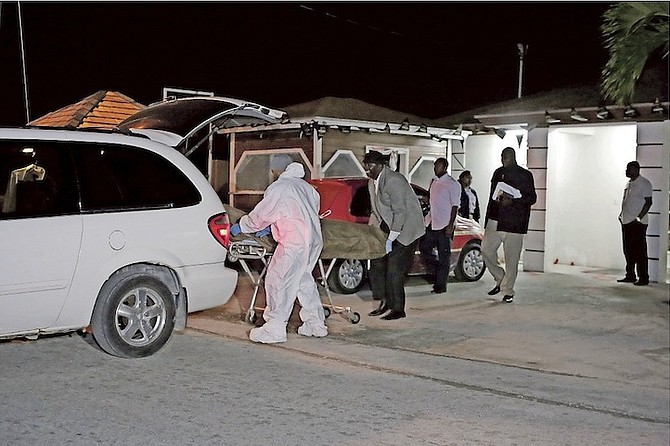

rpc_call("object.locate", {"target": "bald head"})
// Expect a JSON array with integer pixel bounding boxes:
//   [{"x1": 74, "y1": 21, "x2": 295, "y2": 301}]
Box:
[{"x1": 501, "y1": 147, "x2": 517, "y2": 167}]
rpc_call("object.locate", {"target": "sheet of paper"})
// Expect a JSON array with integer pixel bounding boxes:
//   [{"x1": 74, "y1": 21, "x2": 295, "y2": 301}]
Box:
[{"x1": 493, "y1": 181, "x2": 521, "y2": 199}]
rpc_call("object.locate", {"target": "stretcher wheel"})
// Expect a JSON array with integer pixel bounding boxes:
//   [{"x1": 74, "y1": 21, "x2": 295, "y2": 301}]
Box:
[
  {"x1": 350, "y1": 312, "x2": 361, "y2": 324},
  {"x1": 245, "y1": 311, "x2": 257, "y2": 325},
  {"x1": 323, "y1": 307, "x2": 331, "y2": 319}
]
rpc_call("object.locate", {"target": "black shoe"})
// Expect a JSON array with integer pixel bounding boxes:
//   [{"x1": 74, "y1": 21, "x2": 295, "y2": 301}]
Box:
[
  {"x1": 502, "y1": 295, "x2": 514, "y2": 303},
  {"x1": 488, "y1": 285, "x2": 501, "y2": 295},
  {"x1": 431, "y1": 288, "x2": 446, "y2": 294},
  {"x1": 634, "y1": 280, "x2": 649, "y2": 286},
  {"x1": 381, "y1": 310, "x2": 406, "y2": 320},
  {"x1": 617, "y1": 277, "x2": 636, "y2": 283},
  {"x1": 368, "y1": 305, "x2": 388, "y2": 316}
]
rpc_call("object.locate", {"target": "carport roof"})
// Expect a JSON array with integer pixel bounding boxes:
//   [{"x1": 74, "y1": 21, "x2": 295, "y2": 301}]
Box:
[
  {"x1": 432, "y1": 67, "x2": 668, "y2": 129},
  {"x1": 28, "y1": 90, "x2": 146, "y2": 129}
]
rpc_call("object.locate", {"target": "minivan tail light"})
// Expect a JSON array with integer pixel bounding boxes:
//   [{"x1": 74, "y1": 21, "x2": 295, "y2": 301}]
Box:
[{"x1": 208, "y1": 213, "x2": 231, "y2": 248}]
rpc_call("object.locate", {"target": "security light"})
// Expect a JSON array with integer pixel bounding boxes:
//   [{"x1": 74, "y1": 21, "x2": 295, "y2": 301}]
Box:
[
  {"x1": 570, "y1": 108, "x2": 588, "y2": 122},
  {"x1": 652, "y1": 98, "x2": 665, "y2": 114},
  {"x1": 545, "y1": 111, "x2": 560, "y2": 124},
  {"x1": 623, "y1": 106, "x2": 638, "y2": 119},
  {"x1": 596, "y1": 107, "x2": 612, "y2": 120}
]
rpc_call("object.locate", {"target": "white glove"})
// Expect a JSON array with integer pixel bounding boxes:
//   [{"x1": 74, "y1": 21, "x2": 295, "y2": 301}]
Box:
[{"x1": 385, "y1": 239, "x2": 393, "y2": 254}]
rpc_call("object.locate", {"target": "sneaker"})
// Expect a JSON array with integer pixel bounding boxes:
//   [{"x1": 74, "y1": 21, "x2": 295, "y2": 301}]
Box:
[
  {"x1": 249, "y1": 326, "x2": 287, "y2": 344},
  {"x1": 297, "y1": 324, "x2": 328, "y2": 338},
  {"x1": 502, "y1": 295, "x2": 514, "y2": 303}
]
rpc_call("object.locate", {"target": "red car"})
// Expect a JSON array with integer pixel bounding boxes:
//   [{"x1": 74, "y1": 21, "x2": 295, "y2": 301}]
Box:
[{"x1": 308, "y1": 177, "x2": 486, "y2": 294}]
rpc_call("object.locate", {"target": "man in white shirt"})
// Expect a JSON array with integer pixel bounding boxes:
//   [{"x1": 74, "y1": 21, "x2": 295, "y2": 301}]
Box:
[
  {"x1": 618, "y1": 161, "x2": 653, "y2": 286},
  {"x1": 420, "y1": 158, "x2": 461, "y2": 294}
]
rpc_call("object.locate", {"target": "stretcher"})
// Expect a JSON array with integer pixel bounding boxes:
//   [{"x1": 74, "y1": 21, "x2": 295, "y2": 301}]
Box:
[{"x1": 227, "y1": 238, "x2": 362, "y2": 325}]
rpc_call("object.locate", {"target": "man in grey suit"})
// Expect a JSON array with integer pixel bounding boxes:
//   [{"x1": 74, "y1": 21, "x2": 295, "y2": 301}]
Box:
[{"x1": 363, "y1": 151, "x2": 425, "y2": 320}]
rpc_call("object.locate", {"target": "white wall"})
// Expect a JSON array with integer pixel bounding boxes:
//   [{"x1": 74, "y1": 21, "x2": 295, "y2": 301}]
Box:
[
  {"x1": 464, "y1": 132, "x2": 528, "y2": 221},
  {"x1": 545, "y1": 124, "x2": 637, "y2": 270}
]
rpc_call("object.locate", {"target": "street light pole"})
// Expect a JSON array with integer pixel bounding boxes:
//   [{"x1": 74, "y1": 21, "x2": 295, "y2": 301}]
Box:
[
  {"x1": 517, "y1": 43, "x2": 528, "y2": 99},
  {"x1": 18, "y1": 1, "x2": 31, "y2": 123}
]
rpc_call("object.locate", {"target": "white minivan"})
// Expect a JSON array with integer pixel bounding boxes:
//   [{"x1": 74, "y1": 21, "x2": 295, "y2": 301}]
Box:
[{"x1": 0, "y1": 127, "x2": 237, "y2": 358}]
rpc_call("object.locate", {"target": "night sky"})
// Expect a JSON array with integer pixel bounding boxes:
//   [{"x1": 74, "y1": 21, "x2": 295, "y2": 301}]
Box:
[{"x1": 0, "y1": 2, "x2": 613, "y2": 126}]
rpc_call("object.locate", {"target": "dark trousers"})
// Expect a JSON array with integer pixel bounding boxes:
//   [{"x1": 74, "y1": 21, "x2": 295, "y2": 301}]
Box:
[
  {"x1": 621, "y1": 222, "x2": 649, "y2": 282},
  {"x1": 369, "y1": 239, "x2": 418, "y2": 311},
  {"x1": 420, "y1": 227, "x2": 451, "y2": 291}
]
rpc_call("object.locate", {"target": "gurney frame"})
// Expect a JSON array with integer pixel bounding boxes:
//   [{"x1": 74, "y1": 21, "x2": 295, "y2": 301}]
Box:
[{"x1": 227, "y1": 239, "x2": 361, "y2": 325}]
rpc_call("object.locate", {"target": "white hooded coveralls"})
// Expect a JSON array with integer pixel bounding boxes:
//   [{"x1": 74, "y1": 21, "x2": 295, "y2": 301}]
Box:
[{"x1": 238, "y1": 163, "x2": 326, "y2": 341}]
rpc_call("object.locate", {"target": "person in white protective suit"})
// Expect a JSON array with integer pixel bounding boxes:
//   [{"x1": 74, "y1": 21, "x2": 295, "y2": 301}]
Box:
[{"x1": 232, "y1": 154, "x2": 328, "y2": 343}]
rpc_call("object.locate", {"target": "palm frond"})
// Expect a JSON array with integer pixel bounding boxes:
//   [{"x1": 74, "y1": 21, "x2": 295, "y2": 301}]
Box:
[{"x1": 601, "y1": 2, "x2": 669, "y2": 104}]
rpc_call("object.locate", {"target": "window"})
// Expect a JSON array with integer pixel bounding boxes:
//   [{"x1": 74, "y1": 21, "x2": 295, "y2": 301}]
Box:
[
  {"x1": 365, "y1": 146, "x2": 409, "y2": 176},
  {"x1": 74, "y1": 143, "x2": 200, "y2": 212},
  {"x1": 235, "y1": 150, "x2": 307, "y2": 191},
  {"x1": 323, "y1": 150, "x2": 366, "y2": 177},
  {"x1": 0, "y1": 141, "x2": 78, "y2": 219},
  {"x1": 409, "y1": 156, "x2": 437, "y2": 190}
]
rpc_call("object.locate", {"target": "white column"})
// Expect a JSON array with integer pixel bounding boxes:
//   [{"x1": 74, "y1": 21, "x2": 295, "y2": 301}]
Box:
[
  {"x1": 524, "y1": 127, "x2": 548, "y2": 272},
  {"x1": 636, "y1": 121, "x2": 669, "y2": 283}
]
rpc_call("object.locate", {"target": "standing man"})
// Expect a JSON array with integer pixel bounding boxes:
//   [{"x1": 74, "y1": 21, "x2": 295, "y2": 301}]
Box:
[
  {"x1": 364, "y1": 151, "x2": 425, "y2": 320},
  {"x1": 230, "y1": 154, "x2": 328, "y2": 343},
  {"x1": 458, "y1": 170, "x2": 480, "y2": 222},
  {"x1": 481, "y1": 147, "x2": 537, "y2": 303},
  {"x1": 420, "y1": 158, "x2": 461, "y2": 294},
  {"x1": 617, "y1": 161, "x2": 653, "y2": 286}
]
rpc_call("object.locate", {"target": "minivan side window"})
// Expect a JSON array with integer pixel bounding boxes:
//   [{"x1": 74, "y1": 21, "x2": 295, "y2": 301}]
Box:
[
  {"x1": 74, "y1": 143, "x2": 201, "y2": 212},
  {"x1": 0, "y1": 141, "x2": 78, "y2": 219}
]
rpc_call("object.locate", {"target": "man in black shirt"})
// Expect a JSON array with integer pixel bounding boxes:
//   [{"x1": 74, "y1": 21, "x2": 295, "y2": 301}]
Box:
[{"x1": 482, "y1": 147, "x2": 537, "y2": 303}]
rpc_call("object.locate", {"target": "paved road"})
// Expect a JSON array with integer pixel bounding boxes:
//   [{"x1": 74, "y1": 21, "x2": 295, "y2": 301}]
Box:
[
  {"x1": 1, "y1": 330, "x2": 667, "y2": 446},
  {"x1": 1, "y1": 267, "x2": 668, "y2": 445}
]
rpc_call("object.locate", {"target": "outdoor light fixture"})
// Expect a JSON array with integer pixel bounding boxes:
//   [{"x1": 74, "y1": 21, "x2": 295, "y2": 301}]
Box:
[
  {"x1": 417, "y1": 124, "x2": 428, "y2": 133},
  {"x1": 339, "y1": 126, "x2": 351, "y2": 134},
  {"x1": 399, "y1": 118, "x2": 410, "y2": 131},
  {"x1": 623, "y1": 105, "x2": 638, "y2": 119},
  {"x1": 570, "y1": 108, "x2": 588, "y2": 122},
  {"x1": 382, "y1": 123, "x2": 391, "y2": 132},
  {"x1": 493, "y1": 128, "x2": 506, "y2": 139},
  {"x1": 652, "y1": 98, "x2": 665, "y2": 114},
  {"x1": 453, "y1": 124, "x2": 463, "y2": 136},
  {"x1": 596, "y1": 106, "x2": 612, "y2": 120},
  {"x1": 545, "y1": 111, "x2": 560, "y2": 124}
]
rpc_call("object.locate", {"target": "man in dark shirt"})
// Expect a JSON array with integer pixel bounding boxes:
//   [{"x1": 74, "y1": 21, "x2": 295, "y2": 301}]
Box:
[{"x1": 482, "y1": 147, "x2": 537, "y2": 303}]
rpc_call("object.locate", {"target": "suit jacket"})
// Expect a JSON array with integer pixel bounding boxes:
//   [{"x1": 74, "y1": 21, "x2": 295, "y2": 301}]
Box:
[{"x1": 369, "y1": 167, "x2": 425, "y2": 246}]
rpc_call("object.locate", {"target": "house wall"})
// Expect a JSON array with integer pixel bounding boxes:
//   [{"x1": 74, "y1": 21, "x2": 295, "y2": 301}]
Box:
[
  {"x1": 465, "y1": 121, "x2": 669, "y2": 283},
  {"x1": 321, "y1": 131, "x2": 447, "y2": 175},
  {"x1": 545, "y1": 124, "x2": 637, "y2": 272},
  {"x1": 462, "y1": 133, "x2": 537, "y2": 270},
  {"x1": 233, "y1": 130, "x2": 314, "y2": 164}
]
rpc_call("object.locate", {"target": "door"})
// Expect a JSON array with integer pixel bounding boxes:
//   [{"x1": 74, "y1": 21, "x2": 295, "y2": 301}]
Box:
[{"x1": 0, "y1": 140, "x2": 82, "y2": 334}]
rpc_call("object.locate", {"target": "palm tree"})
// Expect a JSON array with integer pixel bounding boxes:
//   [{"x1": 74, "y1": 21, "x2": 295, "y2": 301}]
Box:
[{"x1": 601, "y1": 2, "x2": 669, "y2": 105}]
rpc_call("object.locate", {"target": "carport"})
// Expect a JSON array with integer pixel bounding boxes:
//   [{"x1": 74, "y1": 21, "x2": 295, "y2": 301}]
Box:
[{"x1": 437, "y1": 86, "x2": 669, "y2": 283}]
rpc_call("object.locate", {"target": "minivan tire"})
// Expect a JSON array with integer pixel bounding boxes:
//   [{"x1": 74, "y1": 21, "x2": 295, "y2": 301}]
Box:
[{"x1": 92, "y1": 274, "x2": 176, "y2": 358}]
